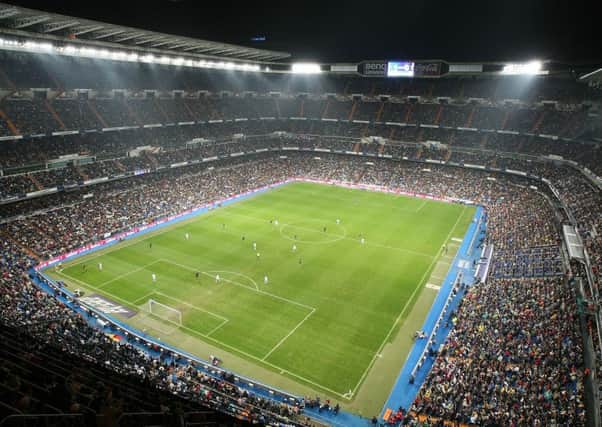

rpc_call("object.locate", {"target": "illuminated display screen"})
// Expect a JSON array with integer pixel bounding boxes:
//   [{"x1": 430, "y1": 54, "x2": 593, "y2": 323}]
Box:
[{"x1": 387, "y1": 61, "x2": 415, "y2": 77}]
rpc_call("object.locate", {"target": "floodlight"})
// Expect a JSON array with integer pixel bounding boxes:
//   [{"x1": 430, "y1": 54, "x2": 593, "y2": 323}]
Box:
[
  {"x1": 502, "y1": 61, "x2": 543, "y2": 75},
  {"x1": 0, "y1": 36, "x2": 263, "y2": 73},
  {"x1": 291, "y1": 63, "x2": 322, "y2": 74}
]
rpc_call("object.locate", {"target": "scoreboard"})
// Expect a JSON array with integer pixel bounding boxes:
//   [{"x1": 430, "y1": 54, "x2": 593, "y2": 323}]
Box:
[
  {"x1": 357, "y1": 60, "x2": 445, "y2": 78},
  {"x1": 387, "y1": 61, "x2": 414, "y2": 77}
]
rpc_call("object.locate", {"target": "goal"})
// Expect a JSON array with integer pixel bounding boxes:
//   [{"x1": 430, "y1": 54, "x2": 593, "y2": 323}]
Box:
[{"x1": 147, "y1": 299, "x2": 183, "y2": 326}]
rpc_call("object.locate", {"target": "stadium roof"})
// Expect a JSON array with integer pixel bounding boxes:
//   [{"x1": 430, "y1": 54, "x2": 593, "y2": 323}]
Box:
[
  {"x1": 0, "y1": 2, "x2": 291, "y2": 62},
  {"x1": 579, "y1": 68, "x2": 602, "y2": 84}
]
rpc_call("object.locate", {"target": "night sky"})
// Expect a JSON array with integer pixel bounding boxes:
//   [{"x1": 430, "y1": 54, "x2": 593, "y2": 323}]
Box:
[{"x1": 5, "y1": 0, "x2": 599, "y2": 63}]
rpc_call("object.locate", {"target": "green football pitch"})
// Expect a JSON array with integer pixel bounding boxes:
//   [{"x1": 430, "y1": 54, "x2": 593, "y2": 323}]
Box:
[{"x1": 48, "y1": 182, "x2": 474, "y2": 414}]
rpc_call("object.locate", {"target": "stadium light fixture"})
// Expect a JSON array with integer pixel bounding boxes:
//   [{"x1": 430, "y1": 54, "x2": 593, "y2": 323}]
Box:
[
  {"x1": 0, "y1": 37, "x2": 263, "y2": 73},
  {"x1": 502, "y1": 60, "x2": 543, "y2": 75},
  {"x1": 291, "y1": 62, "x2": 322, "y2": 74}
]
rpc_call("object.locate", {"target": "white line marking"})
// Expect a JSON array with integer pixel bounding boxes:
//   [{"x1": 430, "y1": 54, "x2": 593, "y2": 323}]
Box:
[
  {"x1": 153, "y1": 291, "x2": 229, "y2": 322},
  {"x1": 50, "y1": 189, "x2": 472, "y2": 400},
  {"x1": 415, "y1": 199, "x2": 427, "y2": 212},
  {"x1": 262, "y1": 308, "x2": 316, "y2": 361},
  {"x1": 137, "y1": 312, "x2": 179, "y2": 335},
  {"x1": 54, "y1": 270, "x2": 345, "y2": 397},
  {"x1": 425, "y1": 283, "x2": 441, "y2": 290},
  {"x1": 132, "y1": 290, "x2": 158, "y2": 305},
  {"x1": 350, "y1": 239, "x2": 433, "y2": 258},
  {"x1": 61, "y1": 209, "x2": 225, "y2": 270},
  {"x1": 279, "y1": 223, "x2": 348, "y2": 245},
  {"x1": 97, "y1": 260, "x2": 163, "y2": 289},
  {"x1": 206, "y1": 270, "x2": 259, "y2": 291},
  {"x1": 142, "y1": 291, "x2": 231, "y2": 337},
  {"x1": 57, "y1": 271, "x2": 137, "y2": 309},
  {"x1": 57, "y1": 204, "x2": 467, "y2": 401},
  {"x1": 287, "y1": 188, "x2": 435, "y2": 216},
  {"x1": 350, "y1": 246, "x2": 440, "y2": 397},
  {"x1": 206, "y1": 319, "x2": 230, "y2": 337},
  {"x1": 349, "y1": 205, "x2": 467, "y2": 397},
  {"x1": 223, "y1": 210, "x2": 434, "y2": 258},
  {"x1": 66, "y1": 232, "x2": 160, "y2": 269},
  {"x1": 161, "y1": 258, "x2": 316, "y2": 311}
]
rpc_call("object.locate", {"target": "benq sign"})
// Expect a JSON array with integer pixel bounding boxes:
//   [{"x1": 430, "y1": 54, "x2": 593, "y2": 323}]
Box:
[{"x1": 360, "y1": 61, "x2": 387, "y2": 76}]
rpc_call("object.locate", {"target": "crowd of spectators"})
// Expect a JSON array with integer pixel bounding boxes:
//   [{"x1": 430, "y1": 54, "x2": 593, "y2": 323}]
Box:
[
  {"x1": 491, "y1": 246, "x2": 564, "y2": 278},
  {"x1": 0, "y1": 99, "x2": 58, "y2": 135},
  {"x1": 544, "y1": 166, "x2": 602, "y2": 300},
  {"x1": 1, "y1": 49, "x2": 600, "y2": 425},
  {"x1": 0, "y1": 239, "x2": 307, "y2": 426},
  {"x1": 411, "y1": 276, "x2": 584, "y2": 425},
  {"x1": 0, "y1": 149, "x2": 597, "y2": 425},
  {"x1": 1, "y1": 120, "x2": 600, "y2": 187},
  {"x1": 0, "y1": 89, "x2": 596, "y2": 146},
  {"x1": 2, "y1": 124, "x2": 601, "y2": 202},
  {"x1": 0, "y1": 95, "x2": 592, "y2": 138},
  {"x1": 0, "y1": 160, "x2": 318, "y2": 425},
  {"x1": 51, "y1": 98, "x2": 104, "y2": 130}
]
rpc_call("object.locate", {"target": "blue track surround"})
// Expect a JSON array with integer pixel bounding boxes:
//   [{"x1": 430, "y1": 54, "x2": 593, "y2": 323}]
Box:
[
  {"x1": 33, "y1": 180, "x2": 486, "y2": 427},
  {"x1": 379, "y1": 206, "x2": 487, "y2": 422}
]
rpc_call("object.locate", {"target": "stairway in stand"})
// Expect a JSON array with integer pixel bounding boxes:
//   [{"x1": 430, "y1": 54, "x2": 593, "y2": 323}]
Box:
[
  {"x1": 86, "y1": 100, "x2": 108, "y2": 128},
  {"x1": 123, "y1": 100, "x2": 142, "y2": 125},
  {"x1": 0, "y1": 107, "x2": 19, "y2": 135},
  {"x1": 348, "y1": 99, "x2": 358, "y2": 121},
  {"x1": 530, "y1": 111, "x2": 546, "y2": 133},
  {"x1": 465, "y1": 106, "x2": 475, "y2": 128},
  {"x1": 322, "y1": 99, "x2": 331, "y2": 119},
  {"x1": 501, "y1": 109, "x2": 511, "y2": 130},
  {"x1": 28, "y1": 173, "x2": 44, "y2": 190},
  {"x1": 415, "y1": 145, "x2": 423, "y2": 160},
  {"x1": 153, "y1": 98, "x2": 171, "y2": 123},
  {"x1": 76, "y1": 166, "x2": 89, "y2": 181},
  {"x1": 434, "y1": 104, "x2": 443, "y2": 125},
  {"x1": 45, "y1": 100, "x2": 66, "y2": 130},
  {"x1": 114, "y1": 159, "x2": 127, "y2": 172}
]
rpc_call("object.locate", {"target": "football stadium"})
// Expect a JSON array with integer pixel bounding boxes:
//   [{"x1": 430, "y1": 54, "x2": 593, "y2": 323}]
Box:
[{"x1": 0, "y1": 2, "x2": 600, "y2": 426}]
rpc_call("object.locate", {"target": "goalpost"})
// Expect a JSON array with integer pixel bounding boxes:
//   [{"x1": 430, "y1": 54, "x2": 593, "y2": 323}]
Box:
[{"x1": 147, "y1": 299, "x2": 183, "y2": 327}]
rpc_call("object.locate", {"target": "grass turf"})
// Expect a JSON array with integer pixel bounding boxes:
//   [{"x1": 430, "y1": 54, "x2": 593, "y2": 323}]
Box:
[{"x1": 48, "y1": 182, "x2": 474, "y2": 405}]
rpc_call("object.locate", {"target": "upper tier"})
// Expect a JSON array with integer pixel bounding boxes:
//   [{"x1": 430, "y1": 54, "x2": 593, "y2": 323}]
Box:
[{"x1": 0, "y1": 50, "x2": 600, "y2": 102}]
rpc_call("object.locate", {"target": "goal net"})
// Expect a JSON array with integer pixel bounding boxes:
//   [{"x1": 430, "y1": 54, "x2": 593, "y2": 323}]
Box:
[{"x1": 147, "y1": 299, "x2": 183, "y2": 327}]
